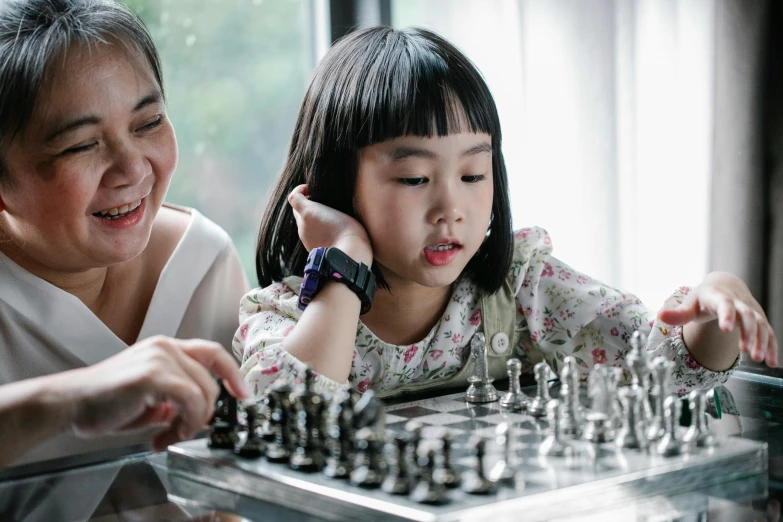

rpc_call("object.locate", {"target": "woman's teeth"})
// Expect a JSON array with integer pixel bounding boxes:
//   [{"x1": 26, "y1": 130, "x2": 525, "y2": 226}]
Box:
[
  {"x1": 427, "y1": 244, "x2": 456, "y2": 252},
  {"x1": 95, "y1": 200, "x2": 142, "y2": 218}
]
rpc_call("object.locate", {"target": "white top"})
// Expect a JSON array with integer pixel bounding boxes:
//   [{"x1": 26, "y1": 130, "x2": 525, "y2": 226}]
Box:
[{"x1": 0, "y1": 205, "x2": 249, "y2": 465}]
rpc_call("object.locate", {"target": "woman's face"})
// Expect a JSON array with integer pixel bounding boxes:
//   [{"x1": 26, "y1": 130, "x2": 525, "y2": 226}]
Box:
[{"x1": 0, "y1": 41, "x2": 177, "y2": 272}]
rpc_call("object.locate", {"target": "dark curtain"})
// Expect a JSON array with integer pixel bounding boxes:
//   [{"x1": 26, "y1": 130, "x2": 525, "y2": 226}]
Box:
[{"x1": 711, "y1": 0, "x2": 783, "y2": 375}]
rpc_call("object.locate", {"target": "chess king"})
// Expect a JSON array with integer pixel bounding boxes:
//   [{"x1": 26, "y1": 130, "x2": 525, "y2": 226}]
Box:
[{"x1": 236, "y1": 26, "x2": 777, "y2": 400}]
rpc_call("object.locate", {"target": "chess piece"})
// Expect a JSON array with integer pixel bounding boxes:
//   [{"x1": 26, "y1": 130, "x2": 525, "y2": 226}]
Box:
[
  {"x1": 265, "y1": 382, "x2": 294, "y2": 462},
  {"x1": 684, "y1": 390, "x2": 719, "y2": 448},
  {"x1": 235, "y1": 404, "x2": 264, "y2": 459},
  {"x1": 539, "y1": 399, "x2": 572, "y2": 457},
  {"x1": 461, "y1": 437, "x2": 495, "y2": 495},
  {"x1": 583, "y1": 365, "x2": 618, "y2": 442},
  {"x1": 410, "y1": 448, "x2": 448, "y2": 505},
  {"x1": 289, "y1": 368, "x2": 326, "y2": 471},
  {"x1": 582, "y1": 412, "x2": 615, "y2": 444},
  {"x1": 208, "y1": 381, "x2": 239, "y2": 450},
  {"x1": 259, "y1": 388, "x2": 276, "y2": 444},
  {"x1": 558, "y1": 356, "x2": 583, "y2": 437},
  {"x1": 626, "y1": 330, "x2": 653, "y2": 424},
  {"x1": 406, "y1": 420, "x2": 423, "y2": 483},
  {"x1": 653, "y1": 395, "x2": 686, "y2": 457},
  {"x1": 433, "y1": 431, "x2": 460, "y2": 488},
  {"x1": 466, "y1": 333, "x2": 499, "y2": 403},
  {"x1": 527, "y1": 362, "x2": 552, "y2": 417},
  {"x1": 500, "y1": 358, "x2": 529, "y2": 411},
  {"x1": 489, "y1": 422, "x2": 515, "y2": 484},
  {"x1": 350, "y1": 428, "x2": 386, "y2": 488},
  {"x1": 324, "y1": 390, "x2": 355, "y2": 479},
  {"x1": 615, "y1": 386, "x2": 648, "y2": 450},
  {"x1": 382, "y1": 434, "x2": 411, "y2": 494},
  {"x1": 647, "y1": 357, "x2": 674, "y2": 442}
]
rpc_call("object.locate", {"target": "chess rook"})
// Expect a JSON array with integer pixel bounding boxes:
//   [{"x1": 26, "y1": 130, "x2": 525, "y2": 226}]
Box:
[
  {"x1": 527, "y1": 362, "x2": 552, "y2": 417},
  {"x1": 653, "y1": 395, "x2": 686, "y2": 457},
  {"x1": 647, "y1": 357, "x2": 674, "y2": 442},
  {"x1": 684, "y1": 390, "x2": 719, "y2": 448},
  {"x1": 615, "y1": 386, "x2": 648, "y2": 450},
  {"x1": 466, "y1": 333, "x2": 499, "y2": 403}
]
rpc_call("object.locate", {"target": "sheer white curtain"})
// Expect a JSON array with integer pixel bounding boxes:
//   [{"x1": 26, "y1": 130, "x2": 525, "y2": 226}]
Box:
[{"x1": 393, "y1": 0, "x2": 715, "y2": 309}]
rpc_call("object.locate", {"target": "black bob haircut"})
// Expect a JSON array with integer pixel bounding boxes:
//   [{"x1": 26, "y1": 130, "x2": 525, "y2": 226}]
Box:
[
  {"x1": 256, "y1": 26, "x2": 514, "y2": 296},
  {"x1": 0, "y1": 0, "x2": 163, "y2": 180}
]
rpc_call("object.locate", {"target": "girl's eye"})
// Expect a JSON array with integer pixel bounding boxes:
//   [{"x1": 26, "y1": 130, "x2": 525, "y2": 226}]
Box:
[
  {"x1": 138, "y1": 116, "x2": 163, "y2": 132},
  {"x1": 462, "y1": 174, "x2": 487, "y2": 183},
  {"x1": 399, "y1": 177, "x2": 427, "y2": 186},
  {"x1": 62, "y1": 142, "x2": 97, "y2": 155}
]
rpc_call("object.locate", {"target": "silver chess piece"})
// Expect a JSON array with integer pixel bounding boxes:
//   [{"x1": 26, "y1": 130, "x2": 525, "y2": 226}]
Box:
[
  {"x1": 528, "y1": 362, "x2": 552, "y2": 417},
  {"x1": 588, "y1": 364, "x2": 622, "y2": 429},
  {"x1": 461, "y1": 437, "x2": 495, "y2": 495},
  {"x1": 501, "y1": 358, "x2": 529, "y2": 411},
  {"x1": 615, "y1": 386, "x2": 648, "y2": 450},
  {"x1": 466, "y1": 333, "x2": 499, "y2": 403},
  {"x1": 558, "y1": 356, "x2": 583, "y2": 437},
  {"x1": 539, "y1": 399, "x2": 572, "y2": 458},
  {"x1": 647, "y1": 356, "x2": 674, "y2": 442},
  {"x1": 489, "y1": 422, "x2": 516, "y2": 484},
  {"x1": 583, "y1": 368, "x2": 616, "y2": 443},
  {"x1": 653, "y1": 395, "x2": 686, "y2": 457},
  {"x1": 684, "y1": 390, "x2": 719, "y2": 448},
  {"x1": 626, "y1": 330, "x2": 653, "y2": 425}
]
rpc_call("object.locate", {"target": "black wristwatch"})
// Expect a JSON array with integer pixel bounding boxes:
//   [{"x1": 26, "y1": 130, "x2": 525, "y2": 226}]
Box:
[{"x1": 298, "y1": 247, "x2": 377, "y2": 314}]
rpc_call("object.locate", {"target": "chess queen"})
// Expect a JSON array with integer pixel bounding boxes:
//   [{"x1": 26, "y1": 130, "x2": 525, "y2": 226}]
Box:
[
  {"x1": 0, "y1": 0, "x2": 248, "y2": 464},
  {"x1": 236, "y1": 27, "x2": 778, "y2": 400}
]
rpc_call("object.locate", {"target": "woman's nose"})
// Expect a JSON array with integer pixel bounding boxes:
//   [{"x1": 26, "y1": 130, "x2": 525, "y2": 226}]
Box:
[{"x1": 102, "y1": 141, "x2": 149, "y2": 188}]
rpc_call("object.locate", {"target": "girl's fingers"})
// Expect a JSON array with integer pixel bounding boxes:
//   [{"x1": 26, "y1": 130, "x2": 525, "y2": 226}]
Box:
[
  {"x1": 717, "y1": 297, "x2": 736, "y2": 332},
  {"x1": 755, "y1": 312, "x2": 770, "y2": 363},
  {"x1": 735, "y1": 301, "x2": 758, "y2": 359},
  {"x1": 658, "y1": 296, "x2": 699, "y2": 325},
  {"x1": 768, "y1": 331, "x2": 779, "y2": 368}
]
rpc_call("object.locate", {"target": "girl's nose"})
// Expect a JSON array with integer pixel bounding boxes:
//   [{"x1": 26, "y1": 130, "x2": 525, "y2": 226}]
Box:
[{"x1": 427, "y1": 185, "x2": 465, "y2": 224}]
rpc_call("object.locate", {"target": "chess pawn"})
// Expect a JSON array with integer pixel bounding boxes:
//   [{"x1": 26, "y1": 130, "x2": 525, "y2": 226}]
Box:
[
  {"x1": 501, "y1": 358, "x2": 529, "y2": 411},
  {"x1": 382, "y1": 434, "x2": 411, "y2": 495},
  {"x1": 558, "y1": 356, "x2": 583, "y2": 437},
  {"x1": 626, "y1": 330, "x2": 653, "y2": 424},
  {"x1": 646, "y1": 357, "x2": 674, "y2": 442},
  {"x1": 615, "y1": 386, "x2": 648, "y2": 450},
  {"x1": 350, "y1": 428, "x2": 386, "y2": 488},
  {"x1": 539, "y1": 399, "x2": 572, "y2": 457},
  {"x1": 653, "y1": 395, "x2": 686, "y2": 457},
  {"x1": 410, "y1": 448, "x2": 449, "y2": 505},
  {"x1": 432, "y1": 431, "x2": 460, "y2": 488},
  {"x1": 489, "y1": 422, "x2": 516, "y2": 484},
  {"x1": 684, "y1": 390, "x2": 719, "y2": 449},
  {"x1": 324, "y1": 391, "x2": 355, "y2": 479},
  {"x1": 405, "y1": 420, "x2": 423, "y2": 483},
  {"x1": 289, "y1": 368, "x2": 326, "y2": 471},
  {"x1": 466, "y1": 333, "x2": 499, "y2": 403},
  {"x1": 527, "y1": 362, "x2": 552, "y2": 418},
  {"x1": 235, "y1": 404, "x2": 264, "y2": 459},
  {"x1": 461, "y1": 437, "x2": 495, "y2": 495},
  {"x1": 208, "y1": 381, "x2": 240, "y2": 450},
  {"x1": 259, "y1": 388, "x2": 276, "y2": 444},
  {"x1": 265, "y1": 383, "x2": 294, "y2": 462}
]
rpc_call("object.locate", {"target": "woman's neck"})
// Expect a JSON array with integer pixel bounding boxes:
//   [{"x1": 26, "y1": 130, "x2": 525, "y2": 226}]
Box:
[{"x1": 361, "y1": 278, "x2": 452, "y2": 346}]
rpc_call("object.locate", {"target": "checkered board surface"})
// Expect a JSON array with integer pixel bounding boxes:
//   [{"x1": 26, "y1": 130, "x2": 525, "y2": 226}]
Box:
[{"x1": 166, "y1": 391, "x2": 768, "y2": 522}]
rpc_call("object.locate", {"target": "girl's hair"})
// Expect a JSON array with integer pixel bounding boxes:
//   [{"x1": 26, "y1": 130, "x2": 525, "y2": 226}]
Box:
[
  {"x1": 0, "y1": 0, "x2": 163, "y2": 180},
  {"x1": 256, "y1": 26, "x2": 513, "y2": 295}
]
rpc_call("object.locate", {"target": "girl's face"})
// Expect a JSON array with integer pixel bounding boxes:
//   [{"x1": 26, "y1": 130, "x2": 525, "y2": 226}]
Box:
[
  {"x1": 355, "y1": 132, "x2": 494, "y2": 290},
  {"x1": 0, "y1": 41, "x2": 177, "y2": 271}
]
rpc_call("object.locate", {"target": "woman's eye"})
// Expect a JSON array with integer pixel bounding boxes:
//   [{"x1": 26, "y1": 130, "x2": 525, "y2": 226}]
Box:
[
  {"x1": 62, "y1": 142, "x2": 97, "y2": 155},
  {"x1": 399, "y1": 177, "x2": 427, "y2": 186},
  {"x1": 462, "y1": 174, "x2": 487, "y2": 183},
  {"x1": 138, "y1": 116, "x2": 163, "y2": 132}
]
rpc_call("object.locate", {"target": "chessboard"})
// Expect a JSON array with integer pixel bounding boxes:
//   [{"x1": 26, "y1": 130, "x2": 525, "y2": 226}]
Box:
[{"x1": 165, "y1": 390, "x2": 768, "y2": 522}]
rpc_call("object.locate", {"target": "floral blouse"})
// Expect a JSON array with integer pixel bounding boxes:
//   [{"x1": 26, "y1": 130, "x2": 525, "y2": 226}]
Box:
[{"x1": 233, "y1": 227, "x2": 738, "y2": 401}]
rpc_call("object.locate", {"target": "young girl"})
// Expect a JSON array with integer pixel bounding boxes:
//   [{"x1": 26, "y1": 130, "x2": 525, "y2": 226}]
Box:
[{"x1": 234, "y1": 27, "x2": 777, "y2": 400}]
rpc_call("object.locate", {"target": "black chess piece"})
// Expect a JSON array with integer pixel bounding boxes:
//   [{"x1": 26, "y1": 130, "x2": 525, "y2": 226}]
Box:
[
  {"x1": 324, "y1": 391, "x2": 355, "y2": 479},
  {"x1": 405, "y1": 420, "x2": 423, "y2": 484},
  {"x1": 433, "y1": 431, "x2": 460, "y2": 489},
  {"x1": 382, "y1": 434, "x2": 411, "y2": 495},
  {"x1": 235, "y1": 404, "x2": 264, "y2": 459},
  {"x1": 410, "y1": 448, "x2": 449, "y2": 504},
  {"x1": 289, "y1": 368, "x2": 326, "y2": 472},
  {"x1": 260, "y1": 387, "x2": 276, "y2": 444},
  {"x1": 265, "y1": 382, "x2": 294, "y2": 462},
  {"x1": 461, "y1": 437, "x2": 495, "y2": 495},
  {"x1": 208, "y1": 381, "x2": 239, "y2": 450},
  {"x1": 349, "y1": 428, "x2": 386, "y2": 488}
]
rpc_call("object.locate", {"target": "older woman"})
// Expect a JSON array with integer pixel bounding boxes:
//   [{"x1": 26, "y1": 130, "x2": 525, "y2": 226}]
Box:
[{"x1": 0, "y1": 0, "x2": 249, "y2": 464}]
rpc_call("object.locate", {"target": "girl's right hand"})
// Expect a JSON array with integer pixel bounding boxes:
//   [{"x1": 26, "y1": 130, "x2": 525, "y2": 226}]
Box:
[{"x1": 287, "y1": 184, "x2": 373, "y2": 264}]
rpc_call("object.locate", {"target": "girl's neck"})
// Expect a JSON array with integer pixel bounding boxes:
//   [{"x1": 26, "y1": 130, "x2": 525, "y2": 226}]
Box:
[{"x1": 361, "y1": 278, "x2": 452, "y2": 346}]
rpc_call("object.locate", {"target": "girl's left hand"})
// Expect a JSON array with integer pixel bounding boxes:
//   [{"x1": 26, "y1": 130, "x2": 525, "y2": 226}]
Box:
[{"x1": 657, "y1": 271, "x2": 778, "y2": 367}]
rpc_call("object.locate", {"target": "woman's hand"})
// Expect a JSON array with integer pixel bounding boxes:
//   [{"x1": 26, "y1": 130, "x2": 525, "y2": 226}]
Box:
[
  {"x1": 287, "y1": 184, "x2": 373, "y2": 264},
  {"x1": 61, "y1": 336, "x2": 249, "y2": 451},
  {"x1": 657, "y1": 272, "x2": 778, "y2": 367}
]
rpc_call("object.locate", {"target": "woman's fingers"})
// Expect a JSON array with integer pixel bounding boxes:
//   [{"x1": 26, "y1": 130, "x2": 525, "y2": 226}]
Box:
[{"x1": 179, "y1": 339, "x2": 249, "y2": 400}]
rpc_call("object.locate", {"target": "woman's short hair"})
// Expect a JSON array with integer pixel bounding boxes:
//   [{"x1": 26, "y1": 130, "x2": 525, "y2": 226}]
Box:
[
  {"x1": 0, "y1": 0, "x2": 163, "y2": 178},
  {"x1": 256, "y1": 26, "x2": 514, "y2": 295}
]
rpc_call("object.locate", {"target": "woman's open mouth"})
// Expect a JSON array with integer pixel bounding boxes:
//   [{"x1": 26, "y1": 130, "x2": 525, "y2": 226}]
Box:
[{"x1": 92, "y1": 198, "x2": 146, "y2": 229}]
